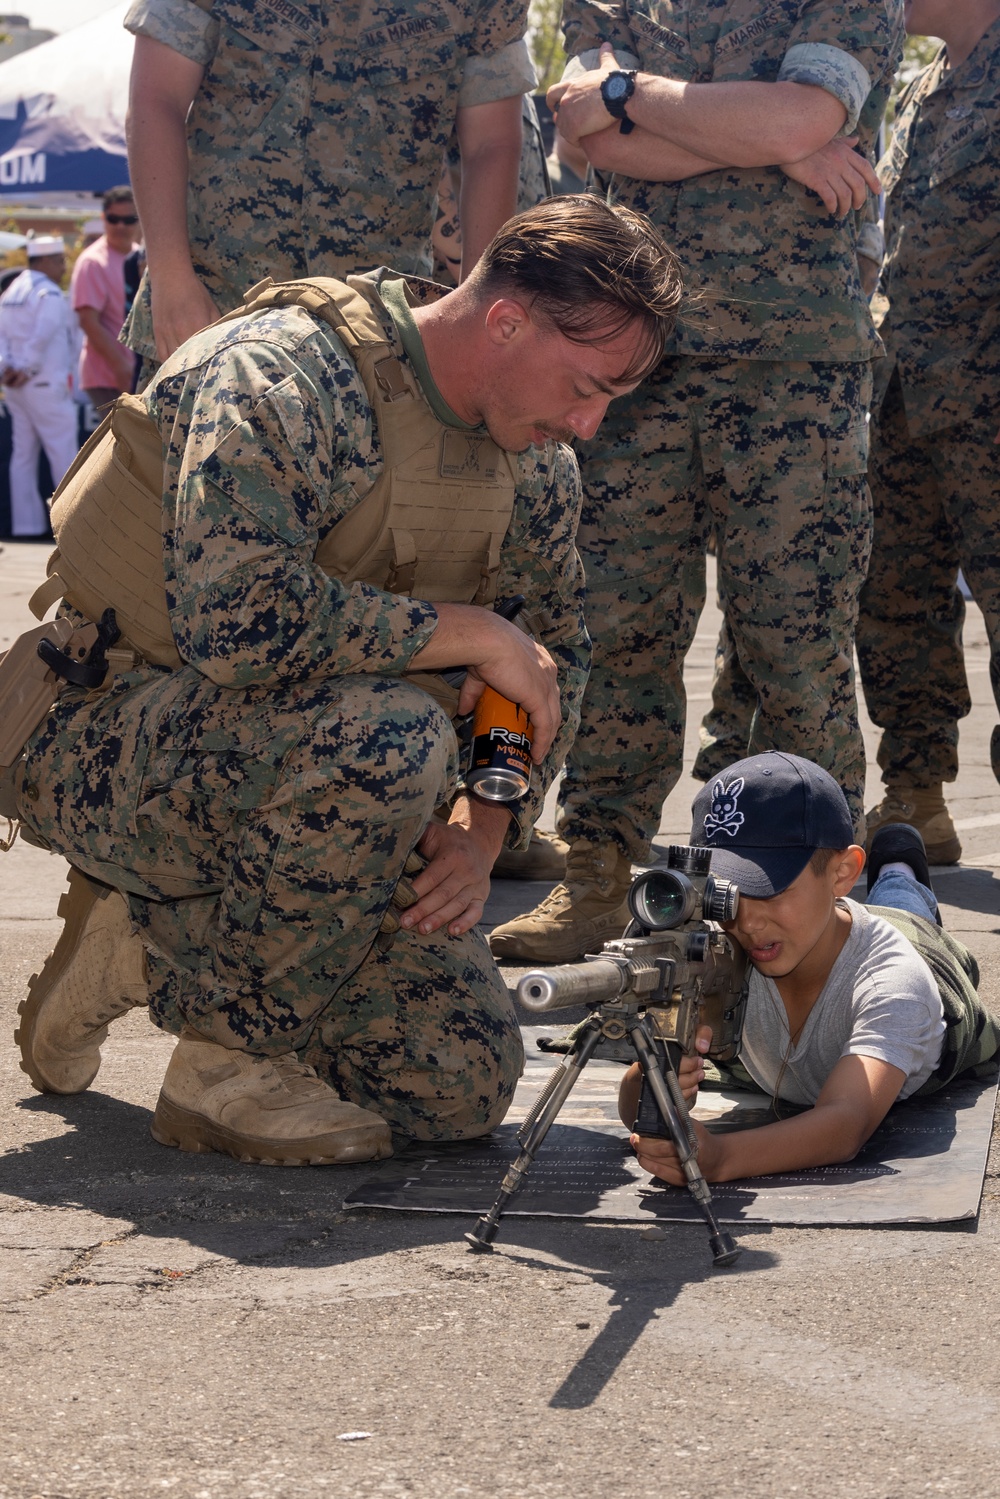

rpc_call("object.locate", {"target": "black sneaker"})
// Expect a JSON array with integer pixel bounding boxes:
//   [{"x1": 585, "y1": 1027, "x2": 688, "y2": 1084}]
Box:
[{"x1": 866, "y1": 823, "x2": 936, "y2": 910}]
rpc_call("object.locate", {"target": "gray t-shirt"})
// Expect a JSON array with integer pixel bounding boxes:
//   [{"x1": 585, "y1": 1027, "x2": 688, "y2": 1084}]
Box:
[{"x1": 739, "y1": 899, "x2": 946, "y2": 1105}]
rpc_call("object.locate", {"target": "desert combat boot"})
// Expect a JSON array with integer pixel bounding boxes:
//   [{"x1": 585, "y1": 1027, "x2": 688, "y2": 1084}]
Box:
[
  {"x1": 151, "y1": 1029, "x2": 394, "y2": 1166},
  {"x1": 15, "y1": 866, "x2": 149, "y2": 1094},
  {"x1": 488, "y1": 838, "x2": 632, "y2": 963},
  {"x1": 865, "y1": 783, "x2": 961, "y2": 866}
]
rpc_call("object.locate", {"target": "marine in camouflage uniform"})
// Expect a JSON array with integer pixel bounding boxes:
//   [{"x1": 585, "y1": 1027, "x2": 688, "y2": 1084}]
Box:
[
  {"x1": 123, "y1": 0, "x2": 535, "y2": 364},
  {"x1": 490, "y1": 0, "x2": 902, "y2": 963},
  {"x1": 856, "y1": 10, "x2": 1000, "y2": 865},
  {"x1": 14, "y1": 267, "x2": 590, "y2": 1147}
]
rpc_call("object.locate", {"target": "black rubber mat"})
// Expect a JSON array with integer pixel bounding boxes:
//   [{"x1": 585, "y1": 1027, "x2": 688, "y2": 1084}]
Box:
[{"x1": 344, "y1": 1055, "x2": 998, "y2": 1228}]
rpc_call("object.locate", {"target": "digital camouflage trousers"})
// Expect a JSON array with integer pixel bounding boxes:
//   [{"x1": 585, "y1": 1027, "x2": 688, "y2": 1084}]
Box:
[
  {"x1": 17, "y1": 667, "x2": 523, "y2": 1139},
  {"x1": 556, "y1": 357, "x2": 874, "y2": 858},
  {"x1": 856, "y1": 369, "x2": 1000, "y2": 788}
]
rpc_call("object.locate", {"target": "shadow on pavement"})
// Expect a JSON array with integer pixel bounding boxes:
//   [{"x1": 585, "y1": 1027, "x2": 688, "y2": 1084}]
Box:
[
  {"x1": 487, "y1": 1232, "x2": 777, "y2": 1408},
  {"x1": 4, "y1": 1089, "x2": 778, "y2": 1291}
]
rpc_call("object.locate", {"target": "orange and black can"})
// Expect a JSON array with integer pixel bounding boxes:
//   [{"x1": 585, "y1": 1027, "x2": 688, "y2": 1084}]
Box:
[{"x1": 468, "y1": 686, "x2": 533, "y2": 802}]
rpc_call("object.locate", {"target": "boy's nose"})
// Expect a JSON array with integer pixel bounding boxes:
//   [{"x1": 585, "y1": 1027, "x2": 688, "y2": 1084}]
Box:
[{"x1": 735, "y1": 904, "x2": 767, "y2": 938}]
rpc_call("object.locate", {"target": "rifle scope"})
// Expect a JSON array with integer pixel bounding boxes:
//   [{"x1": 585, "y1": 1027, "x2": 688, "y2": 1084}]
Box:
[{"x1": 627, "y1": 867, "x2": 740, "y2": 931}]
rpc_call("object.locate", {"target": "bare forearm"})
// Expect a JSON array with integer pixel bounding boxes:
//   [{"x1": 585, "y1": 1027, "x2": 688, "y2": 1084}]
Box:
[
  {"x1": 127, "y1": 96, "x2": 195, "y2": 283},
  {"x1": 556, "y1": 66, "x2": 848, "y2": 167},
  {"x1": 459, "y1": 146, "x2": 520, "y2": 275},
  {"x1": 629, "y1": 78, "x2": 847, "y2": 164},
  {"x1": 706, "y1": 1103, "x2": 870, "y2": 1182},
  {"x1": 457, "y1": 100, "x2": 522, "y2": 279},
  {"x1": 451, "y1": 792, "x2": 513, "y2": 861},
  {"x1": 585, "y1": 122, "x2": 722, "y2": 181}
]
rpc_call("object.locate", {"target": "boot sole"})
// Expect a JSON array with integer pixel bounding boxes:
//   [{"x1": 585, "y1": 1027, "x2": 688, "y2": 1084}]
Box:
[
  {"x1": 150, "y1": 1093, "x2": 394, "y2": 1166},
  {"x1": 15, "y1": 868, "x2": 109, "y2": 1095}
]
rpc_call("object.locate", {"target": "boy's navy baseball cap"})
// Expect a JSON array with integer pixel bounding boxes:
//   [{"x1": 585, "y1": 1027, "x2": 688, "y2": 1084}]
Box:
[{"x1": 690, "y1": 752, "x2": 855, "y2": 898}]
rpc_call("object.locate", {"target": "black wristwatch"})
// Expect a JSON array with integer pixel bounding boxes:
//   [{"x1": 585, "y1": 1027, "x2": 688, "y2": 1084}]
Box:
[{"x1": 600, "y1": 69, "x2": 637, "y2": 134}]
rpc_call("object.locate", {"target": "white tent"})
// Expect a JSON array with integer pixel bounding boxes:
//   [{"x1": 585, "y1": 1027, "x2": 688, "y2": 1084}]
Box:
[{"x1": 0, "y1": 4, "x2": 131, "y2": 196}]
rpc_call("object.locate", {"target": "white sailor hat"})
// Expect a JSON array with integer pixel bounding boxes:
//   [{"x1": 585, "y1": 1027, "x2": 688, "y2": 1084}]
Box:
[{"x1": 27, "y1": 235, "x2": 65, "y2": 258}]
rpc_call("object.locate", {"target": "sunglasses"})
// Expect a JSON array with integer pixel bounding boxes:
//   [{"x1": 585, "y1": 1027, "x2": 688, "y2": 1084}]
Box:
[{"x1": 105, "y1": 213, "x2": 138, "y2": 225}]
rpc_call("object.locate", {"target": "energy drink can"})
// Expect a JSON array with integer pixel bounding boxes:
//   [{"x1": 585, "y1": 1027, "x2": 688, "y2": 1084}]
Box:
[{"x1": 467, "y1": 686, "x2": 533, "y2": 802}]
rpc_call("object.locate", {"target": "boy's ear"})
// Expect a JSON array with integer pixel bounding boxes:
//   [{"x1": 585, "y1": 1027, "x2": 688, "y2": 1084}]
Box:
[{"x1": 830, "y1": 845, "x2": 866, "y2": 894}]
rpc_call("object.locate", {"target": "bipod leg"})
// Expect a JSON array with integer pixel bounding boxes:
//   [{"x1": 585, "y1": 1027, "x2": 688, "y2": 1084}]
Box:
[
  {"x1": 465, "y1": 1018, "x2": 605, "y2": 1252},
  {"x1": 629, "y1": 1023, "x2": 740, "y2": 1268}
]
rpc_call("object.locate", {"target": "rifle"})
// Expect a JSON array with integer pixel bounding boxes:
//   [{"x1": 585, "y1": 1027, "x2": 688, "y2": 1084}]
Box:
[{"x1": 465, "y1": 843, "x2": 749, "y2": 1266}]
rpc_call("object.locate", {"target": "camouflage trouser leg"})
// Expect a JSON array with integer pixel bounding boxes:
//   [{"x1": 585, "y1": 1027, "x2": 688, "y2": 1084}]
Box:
[
  {"x1": 557, "y1": 358, "x2": 872, "y2": 858},
  {"x1": 692, "y1": 611, "x2": 758, "y2": 782},
  {"x1": 18, "y1": 668, "x2": 522, "y2": 1139},
  {"x1": 556, "y1": 358, "x2": 709, "y2": 862},
  {"x1": 856, "y1": 370, "x2": 1000, "y2": 787}
]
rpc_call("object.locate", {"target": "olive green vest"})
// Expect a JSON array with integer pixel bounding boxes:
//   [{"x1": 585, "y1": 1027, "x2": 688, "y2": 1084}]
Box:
[{"x1": 30, "y1": 276, "x2": 518, "y2": 699}]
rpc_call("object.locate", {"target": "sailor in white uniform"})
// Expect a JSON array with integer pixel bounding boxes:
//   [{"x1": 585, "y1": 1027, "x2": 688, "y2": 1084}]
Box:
[{"x1": 0, "y1": 236, "x2": 78, "y2": 537}]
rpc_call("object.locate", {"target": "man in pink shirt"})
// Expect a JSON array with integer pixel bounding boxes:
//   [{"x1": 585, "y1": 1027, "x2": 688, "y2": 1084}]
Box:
[{"x1": 70, "y1": 186, "x2": 139, "y2": 413}]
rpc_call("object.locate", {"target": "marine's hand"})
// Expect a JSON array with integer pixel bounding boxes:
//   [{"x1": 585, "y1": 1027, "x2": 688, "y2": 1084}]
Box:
[
  {"x1": 631, "y1": 1114, "x2": 724, "y2": 1186},
  {"x1": 411, "y1": 602, "x2": 561, "y2": 762},
  {"x1": 150, "y1": 268, "x2": 220, "y2": 362},
  {"x1": 780, "y1": 137, "x2": 879, "y2": 217},
  {"x1": 402, "y1": 796, "x2": 512, "y2": 937},
  {"x1": 2, "y1": 367, "x2": 29, "y2": 388},
  {"x1": 547, "y1": 43, "x2": 623, "y2": 146}
]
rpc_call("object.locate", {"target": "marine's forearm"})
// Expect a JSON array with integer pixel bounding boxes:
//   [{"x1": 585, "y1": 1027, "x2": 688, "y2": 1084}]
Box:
[{"x1": 126, "y1": 36, "x2": 203, "y2": 284}]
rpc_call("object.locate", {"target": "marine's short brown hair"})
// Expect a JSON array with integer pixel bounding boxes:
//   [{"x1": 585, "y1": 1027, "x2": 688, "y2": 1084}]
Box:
[{"x1": 469, "y1": 195, "x2": 683, "y2": 385}]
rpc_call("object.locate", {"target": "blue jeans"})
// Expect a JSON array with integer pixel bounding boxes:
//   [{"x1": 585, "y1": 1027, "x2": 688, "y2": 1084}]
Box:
[{"x1": 868, "y1": 868, "x2": 939, "y2": 922}]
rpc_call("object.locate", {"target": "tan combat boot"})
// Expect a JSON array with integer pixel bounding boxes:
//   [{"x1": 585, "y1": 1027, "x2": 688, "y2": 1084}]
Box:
[
  {"x1": 151, "y1": 1029, "x2": 394, "y2": 1166},
  {"x1": 865, "y1": 784, "x2": 961, "y2": 865},
  {"x1": 488, "y1": 838, "x2": 632, "y2": 963},
  {"x1": 491, "y1": 828, "x2": 569, "y2": 881},
  {"x1": 15, "y1": 867, "x2": 148, "y2": 1095}
]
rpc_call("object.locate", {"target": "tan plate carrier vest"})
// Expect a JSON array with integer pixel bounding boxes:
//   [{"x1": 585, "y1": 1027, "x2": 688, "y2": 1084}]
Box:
[{"x1": 28, "y1": 275, "x2": 518, "y2": 713}]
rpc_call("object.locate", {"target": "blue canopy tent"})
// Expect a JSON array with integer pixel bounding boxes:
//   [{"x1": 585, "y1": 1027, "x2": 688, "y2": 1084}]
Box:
[{"x1": 0, "y1": 4, "x2": 131, "y2": 195}]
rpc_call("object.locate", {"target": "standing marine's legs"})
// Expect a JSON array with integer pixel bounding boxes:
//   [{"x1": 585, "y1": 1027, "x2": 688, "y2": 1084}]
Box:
[
  {"x1": 490, "y1": 359, "x2": 708, "y2": 962},
  {"x1": 705, "y1": 359, "x2": 872, "y2": 834},
  {"x1": 490, "y1": 357, "x2": 873, "y2": 967},
  {"x1": 856, "y1": 370, "x2": 972, "y2": 863}
]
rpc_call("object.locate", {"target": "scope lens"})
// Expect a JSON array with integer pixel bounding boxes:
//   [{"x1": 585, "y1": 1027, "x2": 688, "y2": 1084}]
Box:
[{"x1": 628, "y1": 870, "x2": 697, "y2": 930}]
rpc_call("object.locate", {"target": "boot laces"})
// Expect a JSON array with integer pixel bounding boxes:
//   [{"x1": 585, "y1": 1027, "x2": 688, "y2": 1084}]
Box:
[{"x1": 270, "y1": 1052, "x2": 328, "y2": 1097}]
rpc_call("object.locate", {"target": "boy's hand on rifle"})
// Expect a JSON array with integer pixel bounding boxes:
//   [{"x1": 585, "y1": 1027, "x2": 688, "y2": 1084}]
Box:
[
  {"x1": 631, "y1": 1114, "x2": 725, "y2": 1186},
  {"x1": 678, "y1": 1024, "x2": 712, "y2": 1104}
]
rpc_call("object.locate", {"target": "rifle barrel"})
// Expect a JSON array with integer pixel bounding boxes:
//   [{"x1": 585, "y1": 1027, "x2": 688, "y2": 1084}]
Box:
[{"x1": 517, "y1": 959, "x2": 626, "y2": 1013}]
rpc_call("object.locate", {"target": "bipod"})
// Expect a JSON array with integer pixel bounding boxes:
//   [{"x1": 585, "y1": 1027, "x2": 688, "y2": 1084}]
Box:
[{"x1": 464, "y1": 996, "x2": 740, "y2": 1267}]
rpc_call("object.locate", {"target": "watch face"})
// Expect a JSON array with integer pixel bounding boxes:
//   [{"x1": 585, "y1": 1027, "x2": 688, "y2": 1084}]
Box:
[{"x1": 605, "y1": 75, "x2": 629, "y2": 100}]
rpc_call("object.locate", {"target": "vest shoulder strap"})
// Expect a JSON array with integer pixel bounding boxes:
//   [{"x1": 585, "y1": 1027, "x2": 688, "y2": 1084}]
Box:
[
  {"x1": 227, "y1": 275, "x2": 414, "y2": 416},
  {"x1": 232, "y1": 275, "x2": 388, "y2": 351}
]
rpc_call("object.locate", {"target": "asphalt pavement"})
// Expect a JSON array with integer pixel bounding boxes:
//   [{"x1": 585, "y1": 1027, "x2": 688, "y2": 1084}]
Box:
[{"x1": 2, "y1": 539, "x2": 1000, "y2": 1499}]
